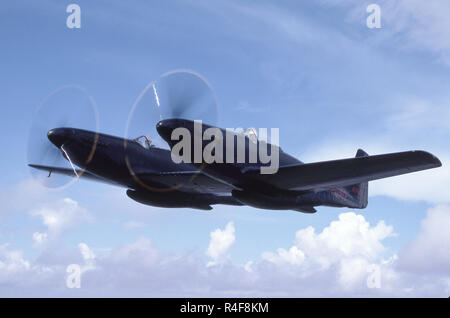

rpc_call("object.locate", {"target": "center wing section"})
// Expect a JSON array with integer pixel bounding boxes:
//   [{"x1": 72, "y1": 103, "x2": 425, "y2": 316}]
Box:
[
  {"x1": 134, "y1": 170, "x2": 238, "y2": 194},
  {"x1": 243, "y1": 150, "x2": 441, "y2": 192}
]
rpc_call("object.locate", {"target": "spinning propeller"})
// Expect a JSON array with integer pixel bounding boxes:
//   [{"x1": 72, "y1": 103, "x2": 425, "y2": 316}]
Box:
[
  {"x1": 124, "y1": 70, "x2": 219, "y2": 191},
  {"x1": 27, "y1": 85, "x2": 99, "y2": 189},
  {"x1": 125, "y1": 69, "x2": 218, "y2": 148},
  {"x1": 27, "y1": 70, "x2": 218, "y2": 192}
]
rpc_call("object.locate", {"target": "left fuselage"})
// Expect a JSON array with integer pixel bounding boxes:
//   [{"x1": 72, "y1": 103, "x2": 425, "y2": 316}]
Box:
[{"x1": 47, "y1": 127, "x2": 197, "y2": 190}]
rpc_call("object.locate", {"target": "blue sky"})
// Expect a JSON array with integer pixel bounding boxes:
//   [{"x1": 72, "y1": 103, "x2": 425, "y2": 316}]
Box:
[{"x1": 0, "y1": 0, "x2": 450, "y2": 296}]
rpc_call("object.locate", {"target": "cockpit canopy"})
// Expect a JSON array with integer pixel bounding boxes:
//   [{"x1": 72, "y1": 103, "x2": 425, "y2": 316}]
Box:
[
  {"x1": 243, "y1": 128, "x2": 258, "y2": 143},
  {"x1": 134, "y1": 135, "x2": 153, "y2": 149},
  {"x1": 133, "y1": 129, "x2": 259, "y2": 149}
]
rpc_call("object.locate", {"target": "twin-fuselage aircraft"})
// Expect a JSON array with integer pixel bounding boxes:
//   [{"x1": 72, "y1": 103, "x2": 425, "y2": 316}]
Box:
[{"x1": 29, "y1": 118, "x2": 442, "y2": 213}]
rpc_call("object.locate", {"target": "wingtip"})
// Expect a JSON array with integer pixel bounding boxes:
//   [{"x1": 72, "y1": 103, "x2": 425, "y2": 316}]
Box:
[
  {"x1": 414, "y1": 150, "x2": 442, "y2": 168},
  {"x1": 431, "y1": 154, "x2": 442, "y2": 167},
  {"x1": 28, "y1": 163, "x2": 50, "y2": 170}
]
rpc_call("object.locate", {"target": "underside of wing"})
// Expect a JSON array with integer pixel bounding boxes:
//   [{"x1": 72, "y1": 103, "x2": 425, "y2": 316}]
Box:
[
  {"x1": 243, "y1": 150, "x2": 442, "y2": 191},
  {"x1": 28, "y1": 164, "x2": 121, "y2": 186}
]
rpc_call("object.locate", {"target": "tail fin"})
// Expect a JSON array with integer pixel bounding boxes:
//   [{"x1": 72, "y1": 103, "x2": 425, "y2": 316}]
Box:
[
  {"x1": 327, "y1": 149, "x2": 369, "y2": 209},
  {"x1": 344, "y1": 149, "x2": 369, "y2": 208}
]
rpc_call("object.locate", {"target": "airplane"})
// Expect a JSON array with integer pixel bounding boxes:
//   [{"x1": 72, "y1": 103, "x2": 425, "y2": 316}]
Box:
[{"x1": 28, "y1": 118, "x2": 442, "y2": 213}]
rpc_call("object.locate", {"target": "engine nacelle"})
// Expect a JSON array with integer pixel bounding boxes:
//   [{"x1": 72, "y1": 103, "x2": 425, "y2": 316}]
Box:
[
  {"x1": 231, "y1": 190, "x2": 317, "y2": 213},
  {"x1": 127, "y1": 189, "x2": 242, "y2": 210},
  {"x1": 126, "y1": 189, "x2": 213, "y2": 210}
]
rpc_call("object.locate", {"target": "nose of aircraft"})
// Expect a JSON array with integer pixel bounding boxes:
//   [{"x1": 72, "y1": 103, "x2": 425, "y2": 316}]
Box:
[
  {"x1": 157, "y1": 118, "x2": 206, "y2": 147},
  {"x1": 47, "y1": 128, "x2": 72, "y2": 148},
  {"x1": 156, "y1": 119, "x2": 180, "y2": 142}
]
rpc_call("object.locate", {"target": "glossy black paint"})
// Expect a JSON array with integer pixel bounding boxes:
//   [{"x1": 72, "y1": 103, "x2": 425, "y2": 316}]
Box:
[
  {"x1": 43, "y1": 127, "x2": 241, "y2": 209},
  {"x1": 29, "y1": 120, "x2": 441, "y2": 212},
  {"x1": 155, "y1": 118, "x2": 441, "y2": 212},
  {"x1": 156, "y1": 118, "x2": 301, "y2": 192}
]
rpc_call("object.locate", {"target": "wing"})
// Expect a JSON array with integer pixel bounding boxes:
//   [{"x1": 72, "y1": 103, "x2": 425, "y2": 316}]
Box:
[
  {"x1": 243, "y1": 150, "x2": 442, "y2": 191},
  {"x1": 29, "y1": 164, "x2": 238, "y2": 194},
  {"x1": 28, "y1": 164, "x2": 122, "y2": 186}
]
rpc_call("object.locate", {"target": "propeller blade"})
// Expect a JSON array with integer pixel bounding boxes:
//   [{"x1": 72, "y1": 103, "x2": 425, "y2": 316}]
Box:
[
  {"x1": 124, "y1": 70, "x2": 219, "y2": 192},
  {"x1": 27, "y1": 85, "x2": 99, "y2": 189}
]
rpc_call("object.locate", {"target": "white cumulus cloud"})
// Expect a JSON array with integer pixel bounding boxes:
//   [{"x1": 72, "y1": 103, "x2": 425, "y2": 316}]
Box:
[
  {"x1": 0, "y1": 244, "x2": 30, "y2": 283},
  {"x1": 398, "y1": 205, "x2": 450, "y2": 274},
  {"x1": 78, "y1": 243, "x2": 96, "y2": 272},
  {"x1": 30, "y1": 198, "x2": 92, "y2": 247},
  {"x1": 263, "y1": 212, "x2": 393, "y2": 270},
  {"x1": 0, "y1": 211, "x2": 449, "y2": 296},
  {"x1": 206, "y1": 221, "x2": 236, "y2": 267}
]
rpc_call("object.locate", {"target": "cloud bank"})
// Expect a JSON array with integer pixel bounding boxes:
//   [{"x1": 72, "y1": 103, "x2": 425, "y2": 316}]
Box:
[{"x1": 1, "y1": 201, "x2": 449, "y2": 297}]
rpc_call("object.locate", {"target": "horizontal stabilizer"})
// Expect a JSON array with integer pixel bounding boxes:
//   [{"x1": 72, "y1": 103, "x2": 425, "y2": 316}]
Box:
[{"x1": 243, "y1": 150, "x2": 441, "y2": 191}]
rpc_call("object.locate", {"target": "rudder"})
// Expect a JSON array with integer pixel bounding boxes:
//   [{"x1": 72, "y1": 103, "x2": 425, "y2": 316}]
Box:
[{"x1": 343, "y1": 149, "x2": 369, "y2": 208}]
